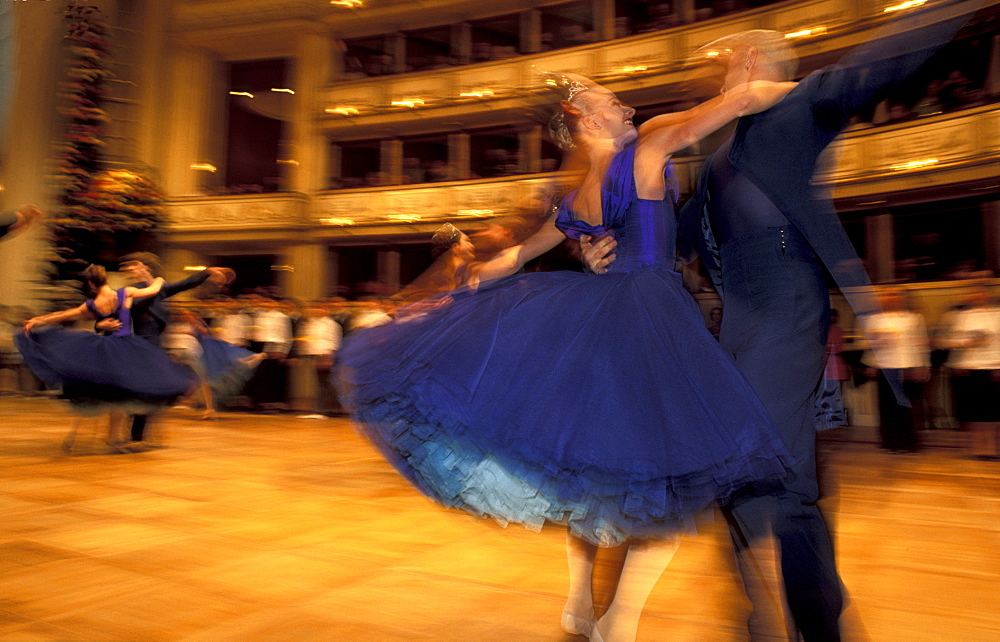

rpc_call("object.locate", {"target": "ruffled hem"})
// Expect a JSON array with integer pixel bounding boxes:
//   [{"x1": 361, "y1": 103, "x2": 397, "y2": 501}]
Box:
[{"x1": 345, "y1": 377, "x2": 789, "y2": 547}]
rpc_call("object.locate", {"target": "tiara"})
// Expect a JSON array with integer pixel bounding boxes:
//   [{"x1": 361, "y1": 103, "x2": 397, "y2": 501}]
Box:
[
  {"x1": 566, "y1": 80, "x2": 589, "y2": 101},
  {"x1": 431, "y1": 222, "x2": 461, "y2": 247},
  {"x1": 538, "y1": 68, "x2": 591, "y2": 103}
]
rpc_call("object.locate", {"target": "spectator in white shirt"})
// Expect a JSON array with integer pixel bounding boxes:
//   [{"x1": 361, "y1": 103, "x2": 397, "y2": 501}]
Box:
[
  {"x1": 862, "y1": 287, "x2": 930, "y2": 452},
  {"x1": 297, "y1": 306, "x2": 343, "y2": 417},
  {"x1": 940, "y1": 283, "x2": 1000, "y2": 460},
  {"x1": 214, "y1": 299, "x2": 253, "y2": 347},
  {"x1": 248, "y1": 298, "x2": 293, "y2": 411}
]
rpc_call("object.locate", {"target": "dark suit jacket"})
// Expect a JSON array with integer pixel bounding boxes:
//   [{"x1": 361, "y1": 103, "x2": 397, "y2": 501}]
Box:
[
  {"x1": 678, "y1": 4, "x2": 980, "y2": 405},
  {"x1": 131, "y1": 271, "x2": 213, "y2": 347}
]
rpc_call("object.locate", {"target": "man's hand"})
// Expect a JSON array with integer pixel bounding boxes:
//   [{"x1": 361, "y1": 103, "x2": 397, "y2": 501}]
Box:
[
  {"x1": 95, "y1": 318, "x2": 122, "y2": 334},
  {"x1": 205, "y1": 267, "x2": 236, "y2": 286},
  {"x1": 580, "y1": 234, "x2": 617, "y2": 274}
]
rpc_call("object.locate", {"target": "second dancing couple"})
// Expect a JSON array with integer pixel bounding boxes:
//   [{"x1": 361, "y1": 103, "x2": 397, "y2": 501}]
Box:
[{"x1": 339, "y1": 73, "x2": 795, "y2": 642}]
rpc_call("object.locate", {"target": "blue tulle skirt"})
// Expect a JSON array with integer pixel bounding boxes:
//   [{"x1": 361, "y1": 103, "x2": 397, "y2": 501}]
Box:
[
  {"x1": 197, "y1": 336, "x2": 256, "y2": 400},
  {"x1": 16, "y1": 328, "x2": 197, "y2": 415},
  {"x1": 338, "y1": 268, "x2": 790, "y2": 546}
]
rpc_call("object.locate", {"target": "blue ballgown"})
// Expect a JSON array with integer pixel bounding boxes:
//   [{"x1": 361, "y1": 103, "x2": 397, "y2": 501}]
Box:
[
  {"x1": 196, "y1": 335, "x2": 256, "y2": 400},
  {"x1": 338, "y1": 144, "x2": 790, "y2": 546},
  {"x1": 15, "y1": 288, "x2": 197, "y2": 414}
]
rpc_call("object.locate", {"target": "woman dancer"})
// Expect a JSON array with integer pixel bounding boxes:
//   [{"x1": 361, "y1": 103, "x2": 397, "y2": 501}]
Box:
[
  {"x1": 17, "y1": 265, "x2": 202, "y2": 418},
  {"x1": 339, "y1": 74, "x2": 794, "y2": 642}
]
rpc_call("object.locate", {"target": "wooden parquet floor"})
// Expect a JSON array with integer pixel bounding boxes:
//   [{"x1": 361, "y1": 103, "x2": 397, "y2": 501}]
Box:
[{"x1": 0, "y1": 397, "x2": 997, "y2": 641}]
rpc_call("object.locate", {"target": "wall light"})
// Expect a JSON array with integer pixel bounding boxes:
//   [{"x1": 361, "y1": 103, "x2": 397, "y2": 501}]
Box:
[
  {"x1": 785, "y1": 27, "x2": 827, "y2": 39},
  {"x1": 190, "y1": 163, "x2": 217, "y2": 172},
  {"x1": 321, "y1": 217, "x2": 355, "y2": 225},
  {"x1": 326, "y1": 106, "x2": 360, "y2": 115},
  {"x1": 387, "y1": 214, "x2": 421, "y2": 221},
  {"x1": 884, "y1": 0, "x2": 926, "y2": 12},
  {"x1": 391, "y1": 99, "x2": 425, "y2": 108},
  {"x1": 271, "y1": 88, "x2": 295, "y2": 94},
  {"x1": 229, "y1": 91, "x2": 254, "y2": 98},
  {"x1": 890, "y1": 158, "x2": 938, "y2": 171}
]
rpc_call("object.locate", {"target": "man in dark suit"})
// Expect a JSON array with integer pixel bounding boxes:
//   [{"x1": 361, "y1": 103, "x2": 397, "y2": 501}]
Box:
[
  {"x1": 97, "y1": 252, "x2": 231, "y2": 446},
  {"x1": 583, "y1": 4, "x2": 982, "y2": 638}
]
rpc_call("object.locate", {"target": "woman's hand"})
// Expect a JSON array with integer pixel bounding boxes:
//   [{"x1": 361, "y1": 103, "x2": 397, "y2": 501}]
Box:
[{"x1": 580, "y1": 234, "x2": 617, "y2": 274}]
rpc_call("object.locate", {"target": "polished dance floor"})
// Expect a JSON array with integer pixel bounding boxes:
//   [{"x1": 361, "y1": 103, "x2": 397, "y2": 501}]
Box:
[{"x1": 0, "y1": 397, "x2": 998, "y2": 641}]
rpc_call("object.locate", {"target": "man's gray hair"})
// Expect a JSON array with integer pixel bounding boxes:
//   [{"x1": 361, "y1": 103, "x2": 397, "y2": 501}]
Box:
[{"x1": 696, "y1": 30, "x2": 798, "y2": 81}]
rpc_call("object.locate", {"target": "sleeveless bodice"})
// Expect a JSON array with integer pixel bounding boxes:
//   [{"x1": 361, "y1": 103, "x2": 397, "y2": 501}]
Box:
[
  {"x1": 85, "y1": 288, "x2": 132, "y2": 336},
  {"x1": 556, "y1": 144, "x2": 678, "y2": 273}
]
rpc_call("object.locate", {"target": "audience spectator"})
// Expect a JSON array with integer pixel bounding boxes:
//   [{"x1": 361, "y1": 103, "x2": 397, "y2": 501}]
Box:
[
  {"x1": 862, "y1": 288, "x2": 931, "y2": 453},
  {"x1": 939, "y1": 283, "x2": 1000, "y2": 460},
  {"x1": 296, "y1": 306, "x2": 344, "y2": 417}
]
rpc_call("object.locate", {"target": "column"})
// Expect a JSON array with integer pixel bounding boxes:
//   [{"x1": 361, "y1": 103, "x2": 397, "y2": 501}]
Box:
[
  {"x1": 381, "y1": 138, "x2": 403, "y2": 185},
  {"x1": 377, "y1": 250, "x2": 401, "y2": 294},
  {"x1": 448, "y1": 132, "x2": 470, "y2": 181},
  {"x1": 451, "y1": 22, "x2": 471, "y2": 65},
  {"x1": 593, "y1": 0, "x2": 615, "y2": 41},
  {"x1": 866, "y1": 211, "x2": 895, "y2": 284},
  {"x1": 521, "y1": 9, "x2": 542, "y2": 54},
  {"x1": 520, "y1": 126, "x2": 543, "y2": 174},
  {"x1": 282, "y1": 244, "x2": 329, "y2": 303},
  {"x1": 0, "y1": 2, "x2": 62, "y2": 308},
  {"x1": 674, "y1": 0, "x2": 695, "y2": 24},
  {"x1": 386, "y1": 33, "x2": 406, "y2": 74},
  {"x1": 981, "y1": 200, "x2": 1000, "y2": 275},
  {"x1": 288, "y1": 29, "x2": 333, "y2": 194},
  {"x1": 328, "y1": 142, "x2": 342, "y2": 189},
  {"x1": 161, "y1": 43, "x2": 222, "y2": 196}
]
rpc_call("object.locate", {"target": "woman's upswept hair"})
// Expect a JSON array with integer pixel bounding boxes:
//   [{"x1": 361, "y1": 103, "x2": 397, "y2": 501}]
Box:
[{"x1": 81, "y1": 264, "x2": 107, "y2": 296}]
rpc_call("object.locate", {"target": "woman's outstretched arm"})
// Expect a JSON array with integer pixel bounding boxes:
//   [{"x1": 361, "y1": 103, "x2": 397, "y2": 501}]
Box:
[
  {"x1": 124, "y1": 276, "x2": 166, "y2": 300},
  {"x1": 465, "y1": 213, "x2": 566, "y2": 286},
  {"x1": 639, "y1": 81, "x2": 796, "y2": 158},
  {"x1": 23, "y1": 303, "x2": 92, "y2": 333}
]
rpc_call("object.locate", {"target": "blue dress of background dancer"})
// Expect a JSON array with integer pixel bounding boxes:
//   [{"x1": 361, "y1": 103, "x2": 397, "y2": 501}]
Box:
[
  {"x1": 15, "y1": 289, "x2": 197, "y2": 414},
  {"x1": 338, "y1": 143, "x2": 790, "y2": 547}
]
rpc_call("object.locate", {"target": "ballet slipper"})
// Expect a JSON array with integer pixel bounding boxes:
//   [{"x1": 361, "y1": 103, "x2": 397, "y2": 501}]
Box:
[
  {"x1": 561, "y1": 611, "x2": 595, "y2": 637},
  {"x1": 589, "y1": 621, "x2": 607, "y2": 642}
]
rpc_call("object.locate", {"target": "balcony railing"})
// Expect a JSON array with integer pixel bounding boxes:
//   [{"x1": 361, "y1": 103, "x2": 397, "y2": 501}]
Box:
[
  {"x1": 321, "y1": 0, "x2": 933, "y2": 127},
  {"x1": 165, "y1": 105, "x2": 999, "y2": 232}
]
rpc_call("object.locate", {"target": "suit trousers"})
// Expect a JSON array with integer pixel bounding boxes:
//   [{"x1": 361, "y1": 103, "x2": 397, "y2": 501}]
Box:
[{"x1": 717, "y1": 226, "x2": 843, "y2": 641}]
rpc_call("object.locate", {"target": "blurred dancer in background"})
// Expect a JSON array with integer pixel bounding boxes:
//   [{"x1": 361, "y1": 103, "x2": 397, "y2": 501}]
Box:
[{"x1": 16, "y1": 265, "x2": 194, "y2": 435}]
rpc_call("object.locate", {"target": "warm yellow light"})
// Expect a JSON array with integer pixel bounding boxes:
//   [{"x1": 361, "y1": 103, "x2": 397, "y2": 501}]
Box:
[
  {"x1": 457, "y1": 209, "x2": 495, "y2": 217},
  {"x1": 271, "y1": 265, "x2": 295, "y2": 272},
  {"x1": 890, "y1": 158, "x2": 938, "y2": 171},
  {"x1": 330, "y1": 0, "x2": 362, "y2": 6},
  {"x1": 387, "y1": 214, "x2": 421, "y2": 222},
  {"x1": 459, "y1": 90, "x2": 495, "y2": 98},
  {"x1": 190, "y1": 163, "x2": 217, "y2": 172},
  {"x1": 858, "y1": 201, "x2": 887, "y2": 206},
  {"x1": 884, "y1": 0, "x2": 926, "y2": 12},
  {"x1": 391, "y1": 99, "x2": 425, "y2": 108},
  {"x1": 785, "y1": 27, "x2": 827, "y2": 39},
  {"x1": 277, "y1": 159, "x2": 300, "y2": 166},
  {"x1": 270, "y1": 88, "x2": 295, "y2": 94},
  {"x1": 229, "y1": 91, "x2": 254, "y2": 98},
  {"x1": 613, "y1": 65, "x2": 648, "y2": 74},
  {"x1": 321, "y1": 217, "x2": 355, "y2": 225},
  {"x1": 183, "y1": 266, "x2": 208, "y2": 271},
  {"x1": 326, "y1": 106, "x2": 360, "y2": 115}
]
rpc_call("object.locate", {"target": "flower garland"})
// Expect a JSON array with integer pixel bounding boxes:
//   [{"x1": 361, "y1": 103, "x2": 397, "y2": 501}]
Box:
[{"x1": 46, "y1": 3, "x2": 165, "y2": 300}]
